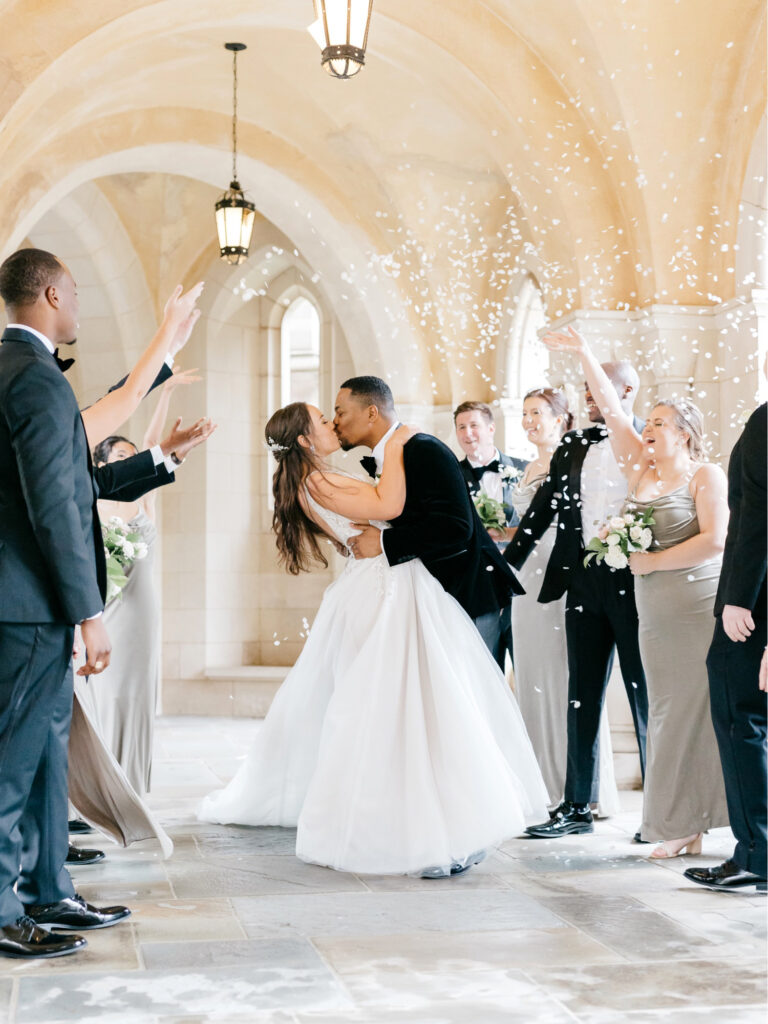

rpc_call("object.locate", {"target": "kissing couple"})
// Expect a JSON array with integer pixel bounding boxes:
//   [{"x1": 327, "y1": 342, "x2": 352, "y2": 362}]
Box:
[{"x1": 200, "y1": 376, "x2": 549, "y2": 877}]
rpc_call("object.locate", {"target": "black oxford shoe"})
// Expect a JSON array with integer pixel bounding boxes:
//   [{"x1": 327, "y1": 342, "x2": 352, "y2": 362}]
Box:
[
  {"x1": 0, "y1": 916, "x2": 87, "y2": 958},
  {"x1": 684, "y1": 859, "x2": 767, "y2": 893},
  {"x1": 68, "y1": 819, "x2": 95, "y2": 835},
  {"x1": 525, "y1": 802, "x2": 594, "y2": 839},
  {"x1": 66, "y1": 844, "x2": 105, "y2": 865},
  {"x1": 25, "y1": 894, "x2": 131, "y2": 931}
]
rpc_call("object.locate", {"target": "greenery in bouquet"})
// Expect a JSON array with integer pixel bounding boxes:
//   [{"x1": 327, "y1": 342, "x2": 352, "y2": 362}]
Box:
[
  {"x1": 103, "y1": 515, "x2": 148, "y2": 602},
  {"x1": 472, "y1": 492, "x2": 508, "y2": 533},
  {"x1": 584, "y1": 507, "x2": 655, "y2": 570}
]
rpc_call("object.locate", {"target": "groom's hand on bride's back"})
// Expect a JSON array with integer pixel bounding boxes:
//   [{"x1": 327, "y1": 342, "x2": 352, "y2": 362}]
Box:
[{"x1": 349, "y1": 523, "x2": 383, "y2": 559}]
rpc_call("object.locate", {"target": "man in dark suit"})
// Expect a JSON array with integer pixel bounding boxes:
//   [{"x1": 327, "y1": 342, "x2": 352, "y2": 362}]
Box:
[
  {"x1": 504, "y1": 362, "x2": 649, "y2": 838},
  {"x1": 0, "y1": 248, "x2": 132, "y2": 957},
  {"x1": 454, "y1": 400, "x2": 527, "y2": 668},
  {"x1": 685, "y1": 402, "x2": 767, "y2": 892},
  {"x1": 335, "y1": 377, "x2": 522, "y2": 635}
]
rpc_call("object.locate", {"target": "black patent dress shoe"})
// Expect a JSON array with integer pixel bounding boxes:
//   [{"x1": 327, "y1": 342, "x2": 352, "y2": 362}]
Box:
[
  {"x1": 0, "y1": 916, "x2": 87, "y2": 958},
  {"x1": 66, "y1": 844, "x2": 105, "y2": 865},
  {"x1": 525, "y1": 802, "x2": 594, "y2": 839},
  {"x1": 683, "y1": 859, "x2": 767, "y2": 893},
  {"x1": 68, "y1": 818, "x2": 95, "y2": 835},
  {"x1": 25, "y1": 894, "x2": 131, "y2": 931}
]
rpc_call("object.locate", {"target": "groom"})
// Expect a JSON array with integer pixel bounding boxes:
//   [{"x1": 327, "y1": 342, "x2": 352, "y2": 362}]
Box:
[{"x1": 333, "y1": 376, "x2": 523, "y2": 658}]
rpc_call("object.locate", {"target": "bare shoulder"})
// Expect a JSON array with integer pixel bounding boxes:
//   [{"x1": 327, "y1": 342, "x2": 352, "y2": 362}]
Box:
[{"x1": 690, "y1": 462, "x2": 726, "y2": 495}]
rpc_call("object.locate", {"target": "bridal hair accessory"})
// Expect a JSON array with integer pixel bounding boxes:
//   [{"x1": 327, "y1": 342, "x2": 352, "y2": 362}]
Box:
[{"x1": 265, "y1": 437, "x2": 291, "y2": 453}]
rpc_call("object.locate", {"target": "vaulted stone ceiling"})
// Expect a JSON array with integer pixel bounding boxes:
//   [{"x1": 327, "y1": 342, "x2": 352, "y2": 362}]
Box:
[{"x1": 0, "y1": 0, "x2": 765, "y2": 399}]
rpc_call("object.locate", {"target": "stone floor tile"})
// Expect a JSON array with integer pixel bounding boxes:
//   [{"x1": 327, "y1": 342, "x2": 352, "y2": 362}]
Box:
[
  {"x1": 167, "y1": 857, "x2": 367, "y2": 899},
  {"x1": 524, "y1": 958, "x2": 767, "y2": 1016},
  {"x1": 313, "y1": 924, "x2": 622, "y2": 973},
  {"x1": 585, "y1": 1008, "x2": 768, "y2": 1024},
  {"x1": 539, "y1": 893, "x2": 724, "y2": 961},
  {"x1": 15, "y1": 962, "x2": 351, "y2": 1022},
  {"x1": 0, "y1": 979, "x2": 12, "y2": 1024},
  {"x1": 192, "y1": 827, "x2": 298, "y2": 858},
  {"x1": 501, "y1": 863, "x2": 694, "y2": 899},
  {"x1": 142, "y1": 937, "x2": 327, "y2": 973},
  {"x1": 297, "y1": 964, "x2": 574, "y2": 1020},
  {"x1": 233, "y1": 890, "x2": 567, "y2": 941},
  {"x1": 130, "y1": 899, "x2": 247, "y2": 944}
]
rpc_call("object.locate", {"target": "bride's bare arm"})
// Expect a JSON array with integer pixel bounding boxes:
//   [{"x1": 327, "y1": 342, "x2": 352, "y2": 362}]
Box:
[
  {"x1": 542, "y1": 326, "x2": 644, "y2": 476},
  {"x1": 306, "y1": 426, "x2": 415, "y2": 519}
]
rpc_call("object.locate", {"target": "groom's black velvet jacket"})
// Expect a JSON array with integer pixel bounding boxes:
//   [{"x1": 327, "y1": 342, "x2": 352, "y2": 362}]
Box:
[{"x1": 381, "y1": 433, "x2": 523, "y2": 618}]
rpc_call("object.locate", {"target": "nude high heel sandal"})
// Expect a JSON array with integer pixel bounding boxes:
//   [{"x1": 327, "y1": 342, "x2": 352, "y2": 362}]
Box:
[{"x1": 649, "y1": 833, "x2": 703, "y2": 859}]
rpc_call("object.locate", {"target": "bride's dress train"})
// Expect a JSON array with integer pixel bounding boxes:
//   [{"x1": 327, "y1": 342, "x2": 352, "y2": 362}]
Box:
[{"x1": 200, "y1": 489, "x2": 549, "y2": 875}]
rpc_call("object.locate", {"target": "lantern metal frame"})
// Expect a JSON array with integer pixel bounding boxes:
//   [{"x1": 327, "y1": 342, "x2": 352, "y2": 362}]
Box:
[
  {"x1": 313, "y1": 0, "x2": 373, "y2": 79},
  {"x1": 215, "y1": 42, "x2": 255, "y2": 265}
]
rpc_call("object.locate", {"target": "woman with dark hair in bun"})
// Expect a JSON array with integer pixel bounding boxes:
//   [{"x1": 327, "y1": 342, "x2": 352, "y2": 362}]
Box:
[{"x1": 510, "y1": 388, "x2": 620, "y2": 816}]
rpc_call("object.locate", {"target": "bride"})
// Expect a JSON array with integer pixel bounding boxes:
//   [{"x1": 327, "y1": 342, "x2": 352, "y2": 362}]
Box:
[{"x1": 199, "y1": 401, "x2": 549, "y2": 876}]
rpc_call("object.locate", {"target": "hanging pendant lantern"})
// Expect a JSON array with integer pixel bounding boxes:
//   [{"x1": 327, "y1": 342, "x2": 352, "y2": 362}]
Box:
[
  {"x1": 308, "y1": 0, "x2": 373, "y2": 79},
  {"x1": 215, "y1": 42, "x2": 255, "y2": 265}
]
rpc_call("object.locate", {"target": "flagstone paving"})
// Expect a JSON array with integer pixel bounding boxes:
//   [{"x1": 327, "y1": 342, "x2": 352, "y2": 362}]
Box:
[{"x1": 1, "y1": 716, "x2": 764, "y2": 1023}]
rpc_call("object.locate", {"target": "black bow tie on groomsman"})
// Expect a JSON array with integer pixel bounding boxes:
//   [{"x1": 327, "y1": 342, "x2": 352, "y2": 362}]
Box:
[
  {"x1": 360, "y1": 455, "x2": 378, "y2": 479},
  {"x1": 473, "y1": 459, "x2": 500, "y2": 481},
  {"x1": 53, "y1": 349, "x2": 75, "y2": 373}
]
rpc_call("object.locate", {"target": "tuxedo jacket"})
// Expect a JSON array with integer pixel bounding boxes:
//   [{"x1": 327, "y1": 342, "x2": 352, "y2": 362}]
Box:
[
  {"x1": 93, "y1": 360, "x2": 175, "y2": 502},
  {"x1": 0, "y1": 329, "x2": 175, "y2": 624},
  {"x1": 504, "y1": 418, "x2": 644, "y2": 604},
  {"x1": 380, "y1": 433, "x2": 523, "y2": 619},
  {"x1": 459, "y1": 452, "x2": 528, "y2": 528},
  {"x1": 0, "y1": 327, "x2": 106, "y2": 624},
  {"x1": 714, "y1": 402, "x2": 767, "y2": 619}
]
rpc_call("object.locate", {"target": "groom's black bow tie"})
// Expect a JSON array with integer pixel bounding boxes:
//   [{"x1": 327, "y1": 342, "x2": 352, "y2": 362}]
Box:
[
  {"x1": 53, "y1": 348, "x2": 75, "y2": 374},
  {"x1": 360, "y1": 455, "x2": 378, "y2": 479},
  {"x1": 473, "y1": 459, "x2": 500, "y2": 480}
]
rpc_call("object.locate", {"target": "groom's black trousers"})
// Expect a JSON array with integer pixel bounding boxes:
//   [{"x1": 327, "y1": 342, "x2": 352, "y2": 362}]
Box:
[
  {"x1": 707, "y1": 615, "x2": 767, "y2": 876},
  {"x1": 0, "y1": 623, "x2": 76, "y2": 926},
  {"x1": 563, "y1": 561, "x2": 648, "y2": 805}
]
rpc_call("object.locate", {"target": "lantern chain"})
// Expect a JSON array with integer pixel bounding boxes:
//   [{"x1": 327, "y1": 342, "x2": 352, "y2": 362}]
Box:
[{"x1": 232, "y1": 47, "x2": 239, "y2": 183}]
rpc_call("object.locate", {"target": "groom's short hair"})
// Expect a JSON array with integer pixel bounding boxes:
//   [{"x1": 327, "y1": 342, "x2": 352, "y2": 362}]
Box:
[
  {"x1": 0, "y1": 248, "x2": 63, "y2": 308},
  {"x1": 340, "y1": 376, "x2": 395, "y2": 412}
]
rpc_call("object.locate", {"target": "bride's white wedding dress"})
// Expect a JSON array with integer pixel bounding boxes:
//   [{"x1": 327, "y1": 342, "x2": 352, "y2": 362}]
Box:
[{"x1": 199, "y1": 484, "x2": 550, "y2": 875}]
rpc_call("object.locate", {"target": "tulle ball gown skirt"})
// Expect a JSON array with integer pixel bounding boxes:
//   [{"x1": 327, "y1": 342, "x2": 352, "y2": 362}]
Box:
[{"x1": 199, "y1": 555, "x2": 550, "y2": 875}]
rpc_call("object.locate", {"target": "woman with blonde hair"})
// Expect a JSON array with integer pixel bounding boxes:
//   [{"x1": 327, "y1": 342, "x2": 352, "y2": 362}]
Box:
[{"x1": 543, "y1": 327, "x2": 729, "y2": 859}]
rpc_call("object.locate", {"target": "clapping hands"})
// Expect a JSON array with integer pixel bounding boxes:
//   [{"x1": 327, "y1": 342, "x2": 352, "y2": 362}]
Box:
[{"x1": 160, "y1": 415, "x2": 217, "y2": 462}]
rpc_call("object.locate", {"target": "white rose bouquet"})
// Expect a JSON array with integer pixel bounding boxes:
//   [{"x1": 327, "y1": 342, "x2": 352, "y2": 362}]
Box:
[
  {"x1": 103, "y1": 515, "x2": 149, "y2": 602},
  {"x1": 472, "y1": 492, "x2": 508, "y2": 532},
  {"x1": 584, "y1": 508, "x2": 655, "y2": 571}
]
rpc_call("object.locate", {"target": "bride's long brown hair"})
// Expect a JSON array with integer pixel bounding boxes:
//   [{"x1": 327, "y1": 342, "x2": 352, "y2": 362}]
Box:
[{"x1": 266, "y1": 402, "x2": 329, "y2": 575}]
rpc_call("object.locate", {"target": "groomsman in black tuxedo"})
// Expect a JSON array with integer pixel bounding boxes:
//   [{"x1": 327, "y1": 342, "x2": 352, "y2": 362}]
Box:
[
  {"x1": 685, "y1": 401, "x2": 767, "y2": 892},
  {"x1": 0, "y1": 249, "x2": 131, "y2": 957},
  {"x1": 505, "y1": 361, "x2": 649, "y2": 838},
  {"x1": 454, "y1": 401, "x2": 527, "y2": 668}
]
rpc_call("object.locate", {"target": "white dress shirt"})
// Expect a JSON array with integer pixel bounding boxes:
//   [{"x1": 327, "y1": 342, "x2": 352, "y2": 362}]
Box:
[
  {"x1": 579, "y1": 435, "x2": 628, "y2": 542},
  {"x1": 468, "y1": 447, "x2": 504, "y2": 503},
  {"x1": 371, "y1": 422, "x2": 400, "y2": 474}
]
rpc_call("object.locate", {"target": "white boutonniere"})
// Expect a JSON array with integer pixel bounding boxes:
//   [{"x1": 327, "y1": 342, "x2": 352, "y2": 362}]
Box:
[{"x1": 498, "y1": 464, "x2": 521, "y2": 483}]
